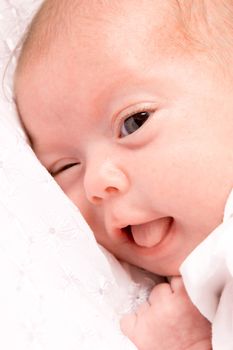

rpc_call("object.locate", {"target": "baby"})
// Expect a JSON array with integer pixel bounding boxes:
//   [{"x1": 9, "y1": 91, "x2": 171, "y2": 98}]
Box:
[{"x1": 14, "y1": 0, "x2": 233, "y2": 349}]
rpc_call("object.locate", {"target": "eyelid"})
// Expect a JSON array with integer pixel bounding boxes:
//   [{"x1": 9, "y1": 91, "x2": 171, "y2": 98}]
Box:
[
  {"x1": 112, "y1": 102, "x2": 158, "y2": 138},
  {"x1": 49, "y1": 159, "x2": 80, "y2": 176}
]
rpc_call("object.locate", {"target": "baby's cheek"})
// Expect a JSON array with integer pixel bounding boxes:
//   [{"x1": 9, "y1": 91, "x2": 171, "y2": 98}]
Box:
[
  {"x1": 75, "y1": 196, "x2": 105, "y2": 237},
  {"x1": 71, "y1": 192, "x2": 94, "y2": 222},
  {"x1": 59, "y1": 182, "x2": 95, "y2": 223},
  {"x1": 63, "y1": 184, "x2": 108, "y2": 244}
]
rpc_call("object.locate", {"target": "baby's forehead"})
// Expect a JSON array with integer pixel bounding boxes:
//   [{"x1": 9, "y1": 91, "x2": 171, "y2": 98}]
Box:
[
  {"x1": 17, "y1": 0, "x2": 188, "y2": 72},
  {"x1": 16, "y1": 0, "x2": 233, "y2": 82}
]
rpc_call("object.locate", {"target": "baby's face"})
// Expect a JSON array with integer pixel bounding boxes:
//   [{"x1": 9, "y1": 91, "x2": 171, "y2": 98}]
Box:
[{"x1": 15, "y1": 1, "x2": 233, "y2": 275}]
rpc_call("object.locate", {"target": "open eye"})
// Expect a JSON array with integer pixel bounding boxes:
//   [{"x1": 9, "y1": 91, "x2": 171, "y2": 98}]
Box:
[
  {"x1": 51, "y1": 162, "x2": 80, "y2": 177},
  {"x1": 120, "y1": 111, "x2": 150, "y2": 137}
]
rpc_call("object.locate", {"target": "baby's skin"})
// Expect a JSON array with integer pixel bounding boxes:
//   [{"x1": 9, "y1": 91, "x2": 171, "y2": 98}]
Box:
[
  {"x1": 121, "y1": 277, "x2": 211, "y2": 350},
  {"x1": 14, "y1": 0, "x2": 233, "y2": 349}
]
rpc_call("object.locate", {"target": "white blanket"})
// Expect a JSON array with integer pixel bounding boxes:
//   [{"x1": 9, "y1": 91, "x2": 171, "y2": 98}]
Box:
[
  {"x1": 181, "y1": 190, "x2": 233, "y2": 350},
  {"x1": 0, "y1": 1, "x2": 159, "y2": 349}
]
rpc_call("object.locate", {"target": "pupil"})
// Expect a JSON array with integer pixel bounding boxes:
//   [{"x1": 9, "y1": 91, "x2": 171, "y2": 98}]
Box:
[{"x1": 124, "y1": 111, "x2": 149, "y2": 134}]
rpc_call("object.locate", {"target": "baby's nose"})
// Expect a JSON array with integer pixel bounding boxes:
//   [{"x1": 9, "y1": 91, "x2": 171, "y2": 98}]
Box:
[{"x1": 84, "y1": 159, "x2": 129, "y2": 205}]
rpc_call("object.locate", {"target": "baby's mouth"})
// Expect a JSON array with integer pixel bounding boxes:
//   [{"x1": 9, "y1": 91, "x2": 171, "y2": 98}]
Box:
[{"x1": 122, "y1": 217, "x2": 173, "y2": 248}]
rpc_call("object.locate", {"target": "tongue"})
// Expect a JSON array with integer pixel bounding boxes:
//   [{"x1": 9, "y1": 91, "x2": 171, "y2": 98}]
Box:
[{"x1": 131, "y1": 217, "x2": 172, "y2": 248}]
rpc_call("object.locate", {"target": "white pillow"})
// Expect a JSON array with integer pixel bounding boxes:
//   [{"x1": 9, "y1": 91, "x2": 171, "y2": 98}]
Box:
[{"x1": 0, "y1": 2, "x2": 159, "y2": 349}]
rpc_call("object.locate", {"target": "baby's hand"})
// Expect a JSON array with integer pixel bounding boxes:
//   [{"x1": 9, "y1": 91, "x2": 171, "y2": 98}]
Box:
[{"x1": 121, "y1": 277, "x2": 211, "y2": 350}]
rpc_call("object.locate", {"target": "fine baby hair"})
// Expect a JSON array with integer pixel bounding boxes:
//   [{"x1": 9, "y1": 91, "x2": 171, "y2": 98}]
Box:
[{"x1": 16, "y1": 0, "x2": 233, "y2": 75}]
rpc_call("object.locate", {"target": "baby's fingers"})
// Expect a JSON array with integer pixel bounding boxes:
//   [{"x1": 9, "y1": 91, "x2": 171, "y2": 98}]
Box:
[{"x1": 170, "y1": 276, "x2": 186, "y2": 294}]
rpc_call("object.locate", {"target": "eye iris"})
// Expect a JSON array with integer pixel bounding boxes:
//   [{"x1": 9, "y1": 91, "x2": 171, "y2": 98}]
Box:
[{"x1": 123, "y1": 111, "x2": 149, "y2": 136}]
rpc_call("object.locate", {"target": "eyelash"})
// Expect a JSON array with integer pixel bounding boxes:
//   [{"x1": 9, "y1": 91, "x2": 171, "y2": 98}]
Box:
[
  {"x1": 117, "y1": 106, "x2": 156, "y2": 138},
  {"x1": 50, "y1": 162, "x2": 80, "y2": 177},
  {"x1": 50, "y1": 106, "x2": 155, "y2": 176}
]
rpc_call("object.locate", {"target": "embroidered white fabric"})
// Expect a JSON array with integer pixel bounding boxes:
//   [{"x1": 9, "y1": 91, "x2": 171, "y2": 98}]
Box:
[{"x1": 0, "y1": 1, "x2": 161, "y2": 349}]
